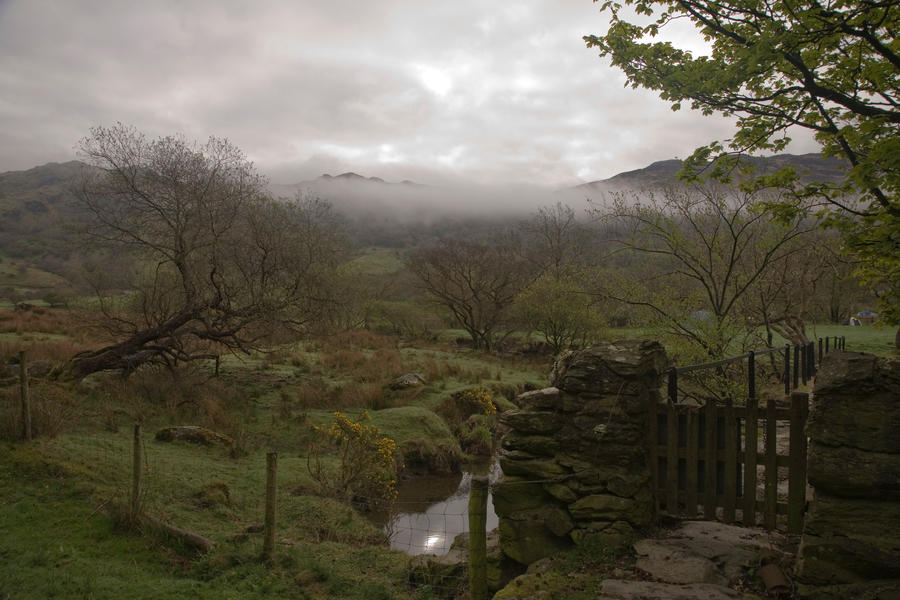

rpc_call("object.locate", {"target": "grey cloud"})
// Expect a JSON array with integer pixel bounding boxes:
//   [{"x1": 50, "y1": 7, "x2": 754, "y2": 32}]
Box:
[{"x1": 0, "y1": 0, "x2": 819, "y2": 186}]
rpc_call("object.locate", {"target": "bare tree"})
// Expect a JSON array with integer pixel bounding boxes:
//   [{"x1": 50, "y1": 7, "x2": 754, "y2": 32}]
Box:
[
  {"x1": 520, "y1": 202, "x2": 591, "y2": 281},
  {"x1": 593, "y1": 184, "x2": 817, "y2": 362},
  {"x1": 67, "y1": 124, "x2": 344, "y2": 378},
  {"x1": 408, "y1": 237, "x2": 535, "y2": 351}
]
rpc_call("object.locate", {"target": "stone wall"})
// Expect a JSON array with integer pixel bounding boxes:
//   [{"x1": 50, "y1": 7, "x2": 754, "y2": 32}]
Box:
[
  {"x1": 797, "y1": 352, "x2": 900, "y2": 588},
  {"x1": 493, "y1": 340, "x2": 667, "y2": 566}
]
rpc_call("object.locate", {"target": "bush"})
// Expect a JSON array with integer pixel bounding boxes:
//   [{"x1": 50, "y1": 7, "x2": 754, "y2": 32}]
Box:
[{"x1": 307, "y1": 411, "x2": 400, "y2": 507}]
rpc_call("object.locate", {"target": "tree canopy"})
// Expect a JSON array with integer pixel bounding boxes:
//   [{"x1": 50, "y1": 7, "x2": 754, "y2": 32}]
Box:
[{"x1": 586, "y1": 0, "x2": 899, "y2": 327}]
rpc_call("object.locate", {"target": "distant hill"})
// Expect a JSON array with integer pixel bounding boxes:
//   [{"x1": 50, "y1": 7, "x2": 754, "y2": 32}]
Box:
[
  {"x1": 572, "y1": 153, "x2": 848, "y2": 194},
  {"x1": 0, "y1": 153, "x2": 852, "y2": 277},
  {"x1": 269, "y1": 171, "x2": 425, "y2": 201},
  {"x1": 0, "y1": 160, "x2": 90, "y2": 262}
]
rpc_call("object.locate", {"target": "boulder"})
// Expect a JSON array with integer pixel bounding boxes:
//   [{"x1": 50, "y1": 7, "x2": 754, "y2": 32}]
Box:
[
  {"x1": 499, "y1": 410, "x2": 562, "y2": 435},
  {"x1": 501, "y1": 432, "x2": 559, "y2": 456},
  {"x1": 499, "y1": 510, "x2": 573, "y2": 565},
  {"x1": 516, "y1": 387, "x2": 562, "y2": 410},
  {"x1": 390, "y1": 373, "x2": 426, "y2": 389},
  {"x1": 492, "y1": 478, "x2": 553, "y2": 514},
  {"x1": 600, "y1": 579, "x2": 756, "y2": 600},
  {"x1": 798, "y1": 494, "x2": 900, "y2": 584},
  {"x1": 154, "y1": 426, "x2": 233, "y2": 446},
  {"x1": 550, "y1": 341, "x2": 667, "y2": 394},
  {"x1": 809, "y1": 355, "x2": 900, "y2": 454},
  {"x1": 568, "y1": 493, "x2": 652, "y2": 526},
  {"x1": 498, "y1": 453, "x2": 568, "y2": 480},
  {"x1": 634, "y1": 538, "x2": 725, "y2": 585},
  {"x1": 806, "y1": 442, "x2": 900, "y2": 499}
]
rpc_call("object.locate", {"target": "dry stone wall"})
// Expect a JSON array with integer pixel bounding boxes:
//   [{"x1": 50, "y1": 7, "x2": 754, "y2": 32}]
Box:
[
  {"x1": 797, "y1": 351, "x2": 900, "y2": 589},
  {"x1": 493, "y1": 340, "x2": 667, "y2": 566}
]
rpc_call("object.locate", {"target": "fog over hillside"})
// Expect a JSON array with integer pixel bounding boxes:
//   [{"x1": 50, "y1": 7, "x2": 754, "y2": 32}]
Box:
[
  {"x1": 267, "y1": 152, "x2": 848, "y2": 223},
  {"x1": 270, "y1": 172, "x2": 594, "y2": 223}
]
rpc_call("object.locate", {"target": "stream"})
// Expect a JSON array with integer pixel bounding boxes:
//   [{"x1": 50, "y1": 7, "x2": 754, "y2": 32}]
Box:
[{"x1": 369, "y1": 455, "x2": 501, "y2": 556}]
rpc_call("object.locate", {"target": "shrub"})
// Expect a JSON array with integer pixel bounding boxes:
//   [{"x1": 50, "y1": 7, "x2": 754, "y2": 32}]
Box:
[{"x1": 307, "y1": 411, "x2": 400, "y2": 507}]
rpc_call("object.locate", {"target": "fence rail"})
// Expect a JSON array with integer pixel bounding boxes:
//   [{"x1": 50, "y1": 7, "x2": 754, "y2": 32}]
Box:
[{"x1": 667, "y1": 336, "x2": 845, "y2": 404}]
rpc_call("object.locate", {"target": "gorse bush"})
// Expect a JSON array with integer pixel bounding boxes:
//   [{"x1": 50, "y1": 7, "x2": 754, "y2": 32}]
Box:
[{"x1": 308, "y1": 411, "x2": 400, "y2": 507}]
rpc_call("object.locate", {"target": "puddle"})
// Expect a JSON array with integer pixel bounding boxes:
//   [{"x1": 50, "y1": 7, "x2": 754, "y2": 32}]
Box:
[{"x1": 369, "y1": 456, "x2": 501, "y2": 555}]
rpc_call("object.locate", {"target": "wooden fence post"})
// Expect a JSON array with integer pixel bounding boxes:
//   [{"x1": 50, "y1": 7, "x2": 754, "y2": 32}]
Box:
[
  {"x1": 18, "y1": 351, "x2": 31, "y2": 440},
  {"x1": 468, "y1": 476, "x2": 489, "y2": 600},
  {"x1": 743, "y1": 397, "x2": 759, "y2": 526},
  {"x1": 19, "y1": 351, "x2": 31, "y2": 441},
  {"x1": 263, "y1": 452, "x2": 278, "y2": 560},
  {"x1": 131, "y1": 423, "x2": 142, "y2": 523},
  {"x1": 788, "y1": 392, "x2": 809, "y2": 533},
  {"x1": 747, "y1": 350, "x2": 756, "y2": 400},
  {"x1": 667, "y1": 368, "x2": 678, "y2": 404}
]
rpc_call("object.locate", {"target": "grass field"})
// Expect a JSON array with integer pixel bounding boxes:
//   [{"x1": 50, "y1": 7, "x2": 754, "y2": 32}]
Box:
[
  {"x1": 0, "y1": 303, "x2": 895, "y2": 599},
  {"x1": 801, "y1": 323, "x2": 896, "y2": 356},
  {"x1": 0, "y1": 316, "x2": 552, "y2": 599}
]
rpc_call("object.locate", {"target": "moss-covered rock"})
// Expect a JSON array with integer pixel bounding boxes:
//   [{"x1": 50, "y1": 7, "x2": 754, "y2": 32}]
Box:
[{"x1": 499, "y1": 513, "x2": 573, "y2": 565}]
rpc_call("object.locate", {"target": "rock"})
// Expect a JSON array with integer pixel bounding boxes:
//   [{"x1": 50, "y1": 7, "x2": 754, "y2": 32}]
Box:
[
  {"x1": 666, "y1": 521, "x2": 781, "y2": 584},
  {"x1": 796, "y1": 579, "x2": 900, "y2": 600},
  {"x1": 498, "y1": 453, "x2": 568, "y2": 480},
  {"x1": 600, "y1": 579, "x2": 756, "y2": 600},
  {"x1": 634, "y1": 538, "x2": 725, "y2": 585},
  {"x1": 499, "y1": 512, "x2": 573, "y2": 565},
  {"x1": 806, "y1": 442, "x2": 900, "y2": 499},
  {"x1": 493, "y1": 570, "x2": 599, "y2": 600},
  {"x1": 390, "y1": 373, "x2": 426, "y2": 389},
  {"x1": 568, "y1": 494, "x2": 652, "y2": 526},
  {"x1": 517, "y1": 387, "x2": 562, "y2": 410},
  {"x1": 492, "y1": 479, "x2": 553, "y2": 514},
  {"x1": 418, "y1": 529, "x2": 518, "y2": 593},
  {"x1": 809, "y1": 355, "x2": 900, "y2": 453},
  {"x1": 500, "y1": 410, "x2": 562, "y2": 435},
  {"x1": 408, "y1": 546, "x2": 467, "y2": 599},
  {"x1": 570, "y1": 519, "x2": 635, "y2": 547},
  {"x1": 154, "y1": 426, "x2": 233, "y2": 446},
  {"x1": 550, "y1": 341, "x2": 667, "y2": 394},
  {"x1": 798, "y1": 494, "x2": 900, "y2": 584},
  {"x1": 542, "y1": 482, "x2": 578, "y2": 503},
  {"x1": 501, "y1": 432, "x2": 560, "y2": 456}
]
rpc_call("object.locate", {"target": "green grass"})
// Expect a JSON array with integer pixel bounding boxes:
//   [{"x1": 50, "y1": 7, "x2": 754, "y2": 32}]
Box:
[
  {"x1": 0, "y1": 432, "x2": 420, "y2": 599},
  {"x1": 347, "y1": 247, "x2": 405, "y2": 276},
  {"x1": 802, "y1": 323, "x2": 896, "y2": 356}
]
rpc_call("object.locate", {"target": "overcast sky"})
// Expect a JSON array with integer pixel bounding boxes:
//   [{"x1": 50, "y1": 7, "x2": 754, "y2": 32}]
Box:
[{"x1": 0, "y1": 0, "x2": 819, "y2": 188}]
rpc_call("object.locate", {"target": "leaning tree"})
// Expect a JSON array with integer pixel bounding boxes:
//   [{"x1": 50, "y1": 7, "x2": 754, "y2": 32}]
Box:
[{"x1": 67, "y1": 124, "x2": 344, "y2": 378}]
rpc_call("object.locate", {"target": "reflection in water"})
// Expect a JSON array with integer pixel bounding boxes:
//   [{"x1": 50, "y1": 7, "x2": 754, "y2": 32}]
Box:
[{"x1": 376, "y1": 457, "x2": 501, "y2": 556}]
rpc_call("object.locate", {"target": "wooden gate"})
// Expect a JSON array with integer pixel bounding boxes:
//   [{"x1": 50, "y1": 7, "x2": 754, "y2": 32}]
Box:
[{"x1": 648, "y1": 391, "x2": 809, "y2": 533}]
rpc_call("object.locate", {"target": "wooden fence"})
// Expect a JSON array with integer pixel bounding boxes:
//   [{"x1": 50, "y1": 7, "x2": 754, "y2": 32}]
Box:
[
  {"x1": 649, "y1": 391, "x2": 809, "y2": 533},
  {"x1": 666, "y1": 337, "x2": 845, "y2": 405}
]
